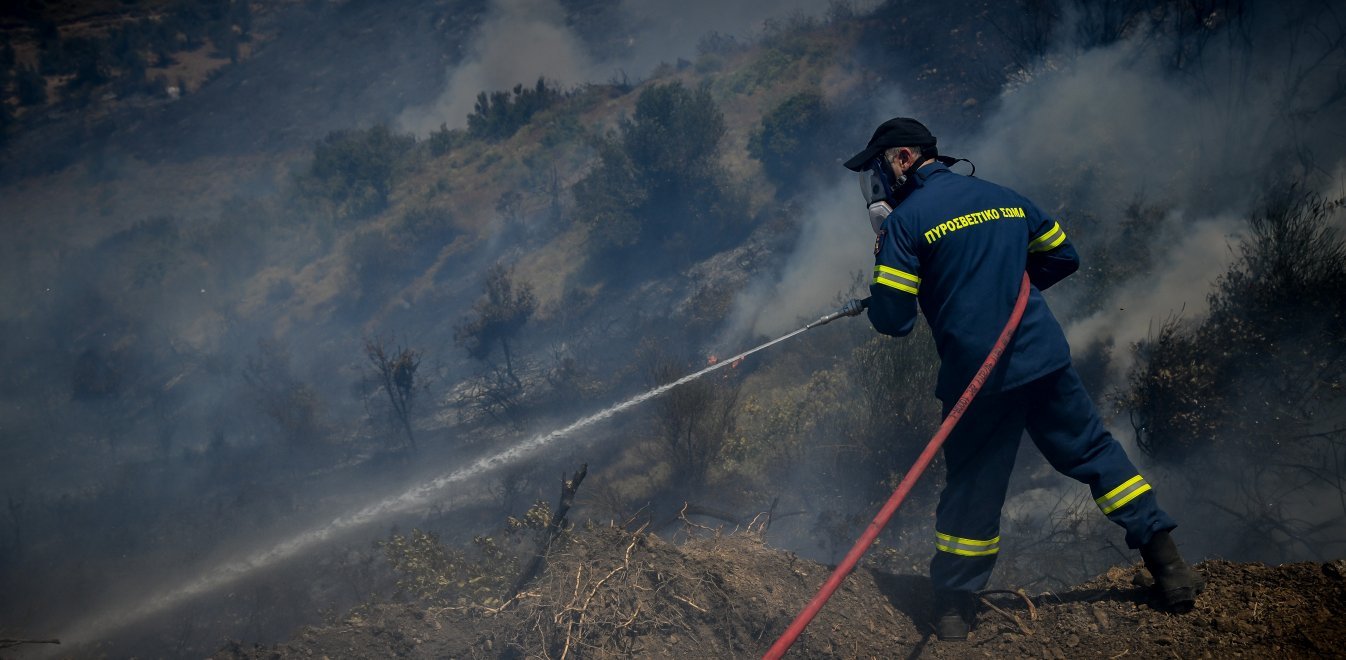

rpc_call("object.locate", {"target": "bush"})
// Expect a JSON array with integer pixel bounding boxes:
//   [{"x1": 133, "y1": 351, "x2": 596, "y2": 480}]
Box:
[
  {"x1": 1125, "y1": 191, "x2": 1346, "y2": 460},
  {"x1": 571, "y1": 140, "x2": 646, "y2": 248},
  {"x1": 621, "y1": 81, "x2": 725, "y2": 186},
  {"x1": 648, "y1": 354, "x2": 741, "y2": 490},
  {"x1": 748, "y1": 91, "x2": 833, "y2": 188},
  {"x1": 572, "y1": 81, "x2": 737, "y2": 264},
  {"x1": 304, "y1": 125, "x2": 417, "y2": 219},
  {"x1": 850, "y1": 327, "x2": 942, "y2": 484},
  {"x1": 427, "y1": 123, "x2": 465, "y2": 156},
  {"x1": 467, "y1": 78, "x2": 562, "y2": 141},
  {"x1": 455, "y1": 263, "x2": 537, "y2": 388}
]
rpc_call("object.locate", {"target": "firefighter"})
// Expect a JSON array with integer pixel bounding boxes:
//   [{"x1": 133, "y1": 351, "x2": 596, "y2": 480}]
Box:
[{"x1": 843, "y1": 118, "x2": 1204, "y2": 641}]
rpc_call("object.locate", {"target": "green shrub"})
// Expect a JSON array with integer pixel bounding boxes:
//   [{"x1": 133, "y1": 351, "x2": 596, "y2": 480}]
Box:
[
  {"x1": 728, "y1": 48, "x2": 794, "y2": 94},
  {"x1": 427, "y1": 123, "x2": 465, "y2": 156},
  {"x1": 573, "y1": 81, "x2": 737, "y2": 264},
  {"x1": 304, "y1": 125, "x2": 417, "y2": 220},
  {"x1": 748, "y1": 91, "x2": 833, "y2": 188},
  {"x1": 467, "y1": 78, "x2": 562, "y2": 141}
]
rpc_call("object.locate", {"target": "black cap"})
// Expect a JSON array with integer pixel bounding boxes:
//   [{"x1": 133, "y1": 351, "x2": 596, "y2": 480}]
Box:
[{"x1": 843, "y1": 117, "x2": 937, "y2": 171}]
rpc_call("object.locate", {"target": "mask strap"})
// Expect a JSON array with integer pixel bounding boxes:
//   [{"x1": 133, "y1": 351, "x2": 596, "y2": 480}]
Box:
[{"x1": 934, "y1": 155, "x2": 976, "y2": 177}]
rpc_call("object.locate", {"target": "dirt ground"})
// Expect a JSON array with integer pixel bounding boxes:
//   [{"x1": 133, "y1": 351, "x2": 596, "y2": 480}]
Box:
[{"x1": 215, "y1": 527, "x2": 1346, "y2": 659}]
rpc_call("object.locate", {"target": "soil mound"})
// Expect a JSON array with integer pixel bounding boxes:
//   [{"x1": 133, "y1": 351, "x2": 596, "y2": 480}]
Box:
[{"x1": 216, "y1": 527, "x2": 1346, "y2": 658}]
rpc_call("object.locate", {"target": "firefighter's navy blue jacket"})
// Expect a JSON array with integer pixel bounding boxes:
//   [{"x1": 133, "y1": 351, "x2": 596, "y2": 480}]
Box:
[
  {"x1": 865, "y1": 161, "x2": 1176, "y2": 597},
  {"x1": 868, "y1": 162, "x2": 1080, "y2": 402}
]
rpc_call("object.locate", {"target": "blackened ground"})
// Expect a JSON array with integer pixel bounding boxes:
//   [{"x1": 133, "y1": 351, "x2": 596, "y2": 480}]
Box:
[{"x1": 214, "y1": 526, "x2": 1346, "y2": 659}]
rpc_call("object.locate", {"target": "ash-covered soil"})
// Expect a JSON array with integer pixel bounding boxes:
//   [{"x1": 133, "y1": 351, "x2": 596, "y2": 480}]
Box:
[{"x1": 216, "y1": 527, "x2": 1346, "y2": 659}]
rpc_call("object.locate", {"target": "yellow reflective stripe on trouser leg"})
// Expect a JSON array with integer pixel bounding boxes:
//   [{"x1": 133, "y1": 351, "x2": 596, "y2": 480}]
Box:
[
  {"x1": 874, "y1": 264, "x2": 920, "y2": 294},
  {"x1": 1095, "y1": 475, "x2": 1153, "y2": 514},
  {"x1": 935, "y1": 531, "x2": 1000, "y2": 557}
]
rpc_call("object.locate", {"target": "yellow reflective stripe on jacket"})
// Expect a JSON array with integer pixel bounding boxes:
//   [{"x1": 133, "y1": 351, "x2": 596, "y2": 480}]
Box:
[
  {"x1": 1096, "y1": 475, "x2": 1153, "y2": 514},
  {"x1": 874, "y1": 264, "x2": 920, "y2": 295},
  {"x1": 935, "y1": 531, "x2": 1000, "y2": 557},
  {"x1": 1028, "y1": 222, "x2": 1067, "y2": 253}
]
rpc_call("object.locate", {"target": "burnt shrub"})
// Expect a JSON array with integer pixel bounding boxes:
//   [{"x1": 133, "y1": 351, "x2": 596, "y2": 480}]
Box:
[{"x1": 1125, "y1": 191, "x2": 1346, "y2": 460}]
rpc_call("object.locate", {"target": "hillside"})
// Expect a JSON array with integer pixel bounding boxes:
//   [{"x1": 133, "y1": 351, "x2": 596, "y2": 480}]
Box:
[
  {"x1": 2, "y1": 0, "x2": 1345, "y2": 657},
  {"x1": 214, "y1": 525, "x2": 1346, "y2": 659}
]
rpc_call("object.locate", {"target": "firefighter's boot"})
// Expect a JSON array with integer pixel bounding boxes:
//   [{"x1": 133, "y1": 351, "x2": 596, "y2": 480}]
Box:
[
  {"x1": 1140, "y1": 530, "x2": 1205, "y2": 612},
  {"x1": 932, "y1": 591, "x2": 976, "y2": 641}
]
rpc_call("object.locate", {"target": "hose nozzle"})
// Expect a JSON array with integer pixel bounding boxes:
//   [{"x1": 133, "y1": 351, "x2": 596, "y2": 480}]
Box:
[{"x1": 807, "y1": 297, "x2": 869, "y2": 329}]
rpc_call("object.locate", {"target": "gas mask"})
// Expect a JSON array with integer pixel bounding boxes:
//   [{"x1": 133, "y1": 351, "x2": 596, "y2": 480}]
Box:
[{"x1": 859, "y1": 155, "x2": 903, "y2": 234}]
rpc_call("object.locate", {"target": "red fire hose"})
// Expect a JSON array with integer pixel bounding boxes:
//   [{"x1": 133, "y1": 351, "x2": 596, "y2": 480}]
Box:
[{"x1": 764, "y1": 273, "x2": 1032, "y2": 659}]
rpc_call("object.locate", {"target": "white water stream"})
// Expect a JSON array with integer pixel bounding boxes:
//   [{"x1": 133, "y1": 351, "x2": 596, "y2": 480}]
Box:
[{"x1": 59, "y1": 323, "x2": 815, "y2": 646}]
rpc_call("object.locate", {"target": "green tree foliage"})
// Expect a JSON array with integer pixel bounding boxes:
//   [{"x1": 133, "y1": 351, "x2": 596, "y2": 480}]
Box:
[
  {"x1": 621, "y1": 81, "x2": 725, "y2": 193},
  {"x1": 1126, "y1": 191, "x2": 1346, "y2": 460},
  {"x1": 427, "y1": 122, "x2": 465, "y2": 156},
  {"x1": 748, "y1": 91, "x2": 834, "y2": 189},
  {"x1": 573, "y1": 81, "x2": 737, "y2": 262},
  {"x1": 570, "y1": 140, "x2": 645, "y2": 247},
  {"x1": 455, "y1": 263, "x2": 537, "y2": 387},
  {"x1": 304, "y1": 125, "x2": 417, "y2": 219},
  {"x1": 467, "y1": 78, "x2": 561, "y2": 141}
]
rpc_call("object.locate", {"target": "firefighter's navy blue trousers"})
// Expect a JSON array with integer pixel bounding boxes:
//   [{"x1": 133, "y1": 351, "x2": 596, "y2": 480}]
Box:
[{"x1": 930, "y1": 364, "x2": 1177, "y2": 596}]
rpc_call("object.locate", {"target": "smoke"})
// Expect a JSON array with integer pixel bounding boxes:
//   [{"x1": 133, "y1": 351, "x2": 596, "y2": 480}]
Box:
[
  {"x1": 398, "y1": 0, "x2": 875, "y2": 135},
  {"x1": 722, "y1": 182, "x2": 875, "y2": 340},
  {"x1": 1065, "y1": 217, "x2": 1240, "y2": 379},
  {"x1": 731, "y1": 4, "x2": 1346, "y2": 382},
  {"x1": 396, "y1": 0, "x2": 594, "y2": 134}
]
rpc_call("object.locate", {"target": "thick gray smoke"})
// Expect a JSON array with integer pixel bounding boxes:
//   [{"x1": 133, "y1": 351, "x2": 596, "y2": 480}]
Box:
[
  {"x1": 399, "y1": 0, "x2": 878, "y2": 134},
  {"x1": 721, "y1": 181, "x2": 875, "y2": 340},
  {"x1": 732, "y1": 8, "x2": 1346, "y2": 380},
  {"x1": 398, "y1": 0, "x2": 594, "y2": 134},
  {"x1": 1064, "y1": 218, "x2": 1238, "y2": 379}
]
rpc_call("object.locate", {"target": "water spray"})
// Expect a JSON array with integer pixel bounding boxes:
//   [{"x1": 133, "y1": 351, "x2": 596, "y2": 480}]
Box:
[{"x1": 59, "y1": 297, "x2": 872, "y2": 647}]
